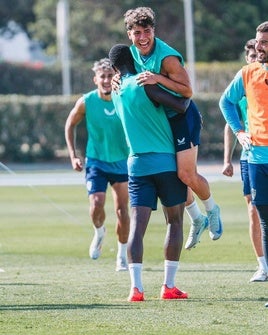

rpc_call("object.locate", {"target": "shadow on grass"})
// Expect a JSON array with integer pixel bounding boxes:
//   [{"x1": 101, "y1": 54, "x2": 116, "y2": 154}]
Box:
[
  {"x1": 188, "y1": 296, "x2": 267, "y2": 303},
  {"x1": 143, "y1": 268, "x2": 255, "y2": 273},
  {"x1": 0, "y1": 283, "x2": 43, "y2": 286},
  {"x1": 1, "y1": 295, "x2": 267, "y2": 311},
  {"x1": 0, "y1": 303, "x2": 132, "y2": 311},
  {"x1": 181, "y1": 269, "x2": 255, "y2": 273}
]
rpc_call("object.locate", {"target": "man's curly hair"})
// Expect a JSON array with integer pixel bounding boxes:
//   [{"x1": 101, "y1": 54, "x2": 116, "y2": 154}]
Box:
[
  {"x1": 92, "y1": 58, "x2": 113, "y2": 74},
  {"x1": 124, "y1": 7, "x2": 155, "y2": 31}
]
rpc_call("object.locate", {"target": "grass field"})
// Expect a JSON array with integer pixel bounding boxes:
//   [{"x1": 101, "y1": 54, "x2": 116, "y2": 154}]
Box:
[{"x1": 0, "y1": 181, "x2": 267, "y2": 335}]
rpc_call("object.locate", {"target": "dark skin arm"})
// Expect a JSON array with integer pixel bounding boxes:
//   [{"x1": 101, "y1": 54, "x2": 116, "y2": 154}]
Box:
[
  {"x1": 144, "y1": 84, "x2": 190, "y2": 114},
  {"x1": 112, "y1": 72, "x2": 190, "y2": 114}
]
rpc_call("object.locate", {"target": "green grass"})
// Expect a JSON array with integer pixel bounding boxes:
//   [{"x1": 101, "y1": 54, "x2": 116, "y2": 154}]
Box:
[{"x1": 0, "y1": 182, "x2": 267, "y2": 335}]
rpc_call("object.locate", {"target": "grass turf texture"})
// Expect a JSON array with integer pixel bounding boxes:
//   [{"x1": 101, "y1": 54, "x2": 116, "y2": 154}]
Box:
[{"x1": 0, "y1": 182, "x2": 267, "y2": 335}]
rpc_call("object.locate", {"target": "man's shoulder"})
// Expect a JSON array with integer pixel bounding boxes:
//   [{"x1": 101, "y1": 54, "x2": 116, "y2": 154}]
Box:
[
  {"x1": 242, "y1": 62, "x2": 262, "y2": 73},
  {"x1": 84, "y1": 89, "x2": 98, "y2": 99},
  {"x1": 155, "y1": 38, "x2": 183, "y2": 63},
  {"x1": 83, "y1": 90, "x2": 102, "y2": 106},
  {"x1": 156, "y1": 38, "x2": 174, "y2": 51}
]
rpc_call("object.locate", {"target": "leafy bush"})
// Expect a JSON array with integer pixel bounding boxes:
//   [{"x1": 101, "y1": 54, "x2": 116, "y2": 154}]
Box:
[
  {"x1": 0, "y1": 61, "x2": 243, "y2": 95},
  {"x1": 0, "y1": 62, "x2": 94, "y2": 96},
  {"x1": 0, "y1": 95, "x2": 78, "y2": 162},
  {"x1": 0, "y1": 93, "x2": 239, "y2": 163}
]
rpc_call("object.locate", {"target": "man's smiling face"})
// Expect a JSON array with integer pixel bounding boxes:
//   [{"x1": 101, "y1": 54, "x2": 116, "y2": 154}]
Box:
[{"x1": 127, "y1": 25, "x2": 155, "y2": 56}]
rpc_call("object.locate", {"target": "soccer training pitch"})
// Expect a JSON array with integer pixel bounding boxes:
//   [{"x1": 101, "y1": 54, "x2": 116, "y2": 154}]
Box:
[{"x1": 0, "y1": 181, "x2": 267, "y2": 335}]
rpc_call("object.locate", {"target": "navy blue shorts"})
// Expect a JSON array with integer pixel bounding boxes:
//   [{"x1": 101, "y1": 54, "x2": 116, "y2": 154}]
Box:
[
  {"x1": 248, "y1": 163, "x2": 268, "y2": 205},
  {"x1": 85, "y1": 166, "x2": 128, "y2": 195},
  {"x1": 128, "y1": 171, "x2": 187, "y2": 210},
  {"x1": 240, "y1": 159, "x2": 251, "y2": 196},
  {"x1": 168, "y1": 100, "x2": 202, "y2": 152}
]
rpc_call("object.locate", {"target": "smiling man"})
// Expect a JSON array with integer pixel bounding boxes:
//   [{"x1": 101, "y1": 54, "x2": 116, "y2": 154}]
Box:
[
  {"x1": 122, "y1": 7, "x2": 223, "y2": 249},
  {"x1": 220, "y1": 22, "x2": 268, "y2": 305},
  {"x1": 65, "y1": 58, "x2": 130, "y2": 271}
]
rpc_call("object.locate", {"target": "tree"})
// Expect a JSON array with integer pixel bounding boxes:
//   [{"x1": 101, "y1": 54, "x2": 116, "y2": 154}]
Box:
[
  {"x1": 29, "y1": 0, "x2": 186, "y2": 62},
  {"x1": 0, "y1": 0, "x2": 36, "y2": 37},
  {"x1": 29, "y1": 0, "x2": 268, "y2": 62},
  {"x1": 194, "y1": 0, "x2": 268, "y2": 61},
  {"x1": 2, "y1": 0, "x2": 268, "y2": 62}
]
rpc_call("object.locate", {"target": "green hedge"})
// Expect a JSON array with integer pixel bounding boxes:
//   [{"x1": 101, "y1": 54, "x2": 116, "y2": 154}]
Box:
[
  {"x1": 0, "y1": 61, "x2": 243, "y2": 95},
  {"x1": 0, "y1": 94, "x2": 240, "y2": 163},
  {"x1": 0, "y1": 62, "x2": 94, "y2": 96},
  {"x1": 0, "y1": 95, "x2": 80, "y2": 162}
]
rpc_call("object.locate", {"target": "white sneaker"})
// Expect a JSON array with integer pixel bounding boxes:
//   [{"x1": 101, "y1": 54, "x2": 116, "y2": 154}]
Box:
[
  {"x1": 116, "y1": 257, "x2": 128, "y2": 272},
  {"x1": 249, "y1": 268, "x2": 268, "y2": 282},
  {"x1": 185, "y1": 214, "x2": 208, "y2": 249},
  {"x1": 207, "y1": 204, "x2": 223, "y2": 240},
  {"x1": 89, "y1": 227, "x2": 106, "y2": 260},
  {"x1": 0, "y1": 268, "x2": 5, "y2": 273}
]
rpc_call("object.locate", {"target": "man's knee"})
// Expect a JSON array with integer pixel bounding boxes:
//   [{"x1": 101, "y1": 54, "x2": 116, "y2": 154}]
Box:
[{"x1": 178, "y1": 169, "x2": 195, "y2": 185}]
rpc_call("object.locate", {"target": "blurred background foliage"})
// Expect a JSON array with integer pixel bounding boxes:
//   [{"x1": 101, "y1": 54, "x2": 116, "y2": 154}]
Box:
[
  {"x1": 1, "y1": 0, "x2": 268, "y2": 63},
  {"x1": 1, "y1": 0, "x2": 267, "y2": 95}
]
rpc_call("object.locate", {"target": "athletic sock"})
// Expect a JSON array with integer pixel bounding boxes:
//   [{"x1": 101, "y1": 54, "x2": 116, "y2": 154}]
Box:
[
  {"x1": 117, "y1": 241, "x2": 127, "y2": 259},
  {"x1": 186, "y1": 199, "x2": 202, "y2": 221},
  {"x1": 202, "y1": 195, "x2": 216, "y2": 212},
  {"x1": 128, "y1": 263, "x2": 143, "y2": 292},
  {"x1": 163, "y1": 260, "x2": 179, "y2": 288},
  {"x1": 94, "y1": 225, "x2": 105, "y2": 237},
  {"x1": 258, "y1": 256, "x2": 268, "y2": 272}
]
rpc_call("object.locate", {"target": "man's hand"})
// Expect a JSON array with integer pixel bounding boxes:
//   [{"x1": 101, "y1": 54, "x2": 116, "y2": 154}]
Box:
[
  {"x1": 136, "y1": 71, "x2": 158, "y2": 86},
  {"x1": 111, "y1": 73, "x2": 121, "y2": 92},
  {"x1": 71, "y1": 157, "x2": 83, "y2": 172},
  {"x1": 222, "y1": 162, "x2": 234, "y2": 177},
  {"x1": 236, "y1": 131, "x2": 251, "y2": 151}
]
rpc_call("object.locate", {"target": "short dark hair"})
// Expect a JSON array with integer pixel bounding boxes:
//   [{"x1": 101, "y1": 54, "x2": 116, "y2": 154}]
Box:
[
  {"x1": 256, "y1": 21, "x2": 268, "y2": 33},
  {"x1": 124, "y1": 7, "x2": 155, "y2": 31},
  {"x1": 109, "y1": 44, "x2": 135, "y2": 71}
]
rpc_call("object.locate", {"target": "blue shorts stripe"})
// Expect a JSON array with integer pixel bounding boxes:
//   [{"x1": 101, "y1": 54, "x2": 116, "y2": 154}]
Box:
[{"x1": 240, "y1": 159, "x2": 251, "y2": 196}]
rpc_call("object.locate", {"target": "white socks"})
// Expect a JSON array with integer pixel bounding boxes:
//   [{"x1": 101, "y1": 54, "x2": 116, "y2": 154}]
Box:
[
  {"x1": 258, "y1": 256, "x2": 268, "y2": 272},
  {"x1": 186, "y1": 196, "x2": 216, "y2": 222},
  {"x1": 185, "y1": 200, "x2": 202, "y2": 221},
  {"x1": 129, "y1": 263, "x2": 143, "y2": 291},
  {"x1": 163, "y1": 260, "x2": 179, "y2": 288},
  {"x1": 94, "y1": 225, "x2": 105, "y2": 237},
  {"x1": 117, "y1": 241, "x2": 127, "y2": 260},
  {"x1": 202, "y1": 195, "x2": 215, "y2": 212},
  {"x1": 129, "y1": 260, "x2": 179, "y2": 292}
]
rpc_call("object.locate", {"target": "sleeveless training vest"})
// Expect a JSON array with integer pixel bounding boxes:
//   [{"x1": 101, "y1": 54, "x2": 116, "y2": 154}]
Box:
[{"x1": 242, "y1": 62, "x2": 268, "y2": 146}]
